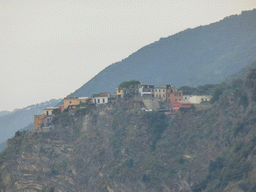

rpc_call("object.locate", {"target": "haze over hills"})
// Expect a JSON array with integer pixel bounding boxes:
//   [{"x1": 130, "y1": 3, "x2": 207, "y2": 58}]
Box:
[
  {"x1": 0, "y1": 99, "x2": 61, "y2": 145},
  {"x1": 68, "y1": 9, "x2": 256, "y2": 97}
]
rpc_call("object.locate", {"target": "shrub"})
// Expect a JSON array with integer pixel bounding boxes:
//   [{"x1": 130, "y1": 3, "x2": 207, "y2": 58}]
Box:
[{"x1": 210, "y1": 87, "x2": 223, "y2": 104}]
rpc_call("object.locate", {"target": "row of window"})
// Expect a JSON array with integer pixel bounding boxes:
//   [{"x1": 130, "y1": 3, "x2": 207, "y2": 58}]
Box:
[
  {"x1": 173, "y1": 104, "x2": 180, "y2": 108},
  {"x1": 155, "y1": 89, "x2": 165, "y2": 92},
  {"x1": 94, "y1": 98, "x2": 106, "y2": 103}
]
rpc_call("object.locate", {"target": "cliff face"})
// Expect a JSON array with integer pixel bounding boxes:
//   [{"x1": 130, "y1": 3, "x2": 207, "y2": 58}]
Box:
[{"x1": 1, "y1": 83, "x2": 256, "y2": 191}]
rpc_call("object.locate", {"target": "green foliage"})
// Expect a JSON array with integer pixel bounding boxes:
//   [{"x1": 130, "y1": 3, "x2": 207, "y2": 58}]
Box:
[
  {"x1": 245, "y1": 68, "x2": 256, "y2": 89},
  {"x1": 42, "y1": 186, "x2": 55, "y2": 192},
  {"x1": 194, "y1": 136, "x2": 256, "y2": 191},
  {"x1": 118, "y1": 80, "x2": 140, "y2": 88},
  {"x1": 179, "y1": 84, "x2": 219, "y2": 96},
  {"x1": 208, "y1": 158, "x2": 224, "y2": 173},
  {"x1": 123, "y1": 158, "x2": 133, "y2": 168},
  {"x1": 232, "y1": 79, "x2": 244, "y2": 89},
  {"x1": 233, "y1": 120, "x2": 249, "y2": 137},
  {"x1": 74, "y1": 106, "x2": 92, "y2": 117},
  {"x1": 14, "y1": 131, "x2": 21, "y2": 137},
  {"x1": 143, "y1": 112, "x2": 168, "y2": 150},
  {"x1": 210, "y1": 87, "x2": 223, "y2": 104},
  {"x1": 178, "y1": 156, "x2": 185, "y2": 164},
  {"x1": 179, "y1": 86, "x2": 196, "y2": 95},
  {"x1": 52, "y1": 108, "x2": 61, "y2": 115}
]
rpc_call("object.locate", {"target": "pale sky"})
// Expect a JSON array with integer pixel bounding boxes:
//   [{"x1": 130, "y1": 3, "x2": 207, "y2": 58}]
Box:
[{"x1": 1, "y1": 0, "x2": 256, "y2": 112}]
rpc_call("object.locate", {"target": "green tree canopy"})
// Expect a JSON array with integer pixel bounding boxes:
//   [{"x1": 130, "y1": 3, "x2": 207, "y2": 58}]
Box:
[{"x1": 118, "y1": 80, "x2": 140, "y2": 88}]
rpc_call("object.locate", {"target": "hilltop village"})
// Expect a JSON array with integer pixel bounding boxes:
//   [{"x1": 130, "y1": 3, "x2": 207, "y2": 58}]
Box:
[{"x1": 34, "y1": 81, "x2": 212, "y2": 131}]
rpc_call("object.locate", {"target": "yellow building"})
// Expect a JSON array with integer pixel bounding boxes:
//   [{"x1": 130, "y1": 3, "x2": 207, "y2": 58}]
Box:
[
  {"x1": 114, "y1": 88, "x2": 125, "y2": 98},
  {"x1": 64, "y1": 97, "x2": 89, "y2": 109},
  {"x1": 34, "y1": 115, "x2": 44, "y2": 130}
]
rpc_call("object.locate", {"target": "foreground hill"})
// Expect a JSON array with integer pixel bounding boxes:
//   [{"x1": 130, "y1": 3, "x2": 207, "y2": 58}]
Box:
[
  {"x1": 69, "y1": 9, "x2": 256, "y2": 97},
  {"x1": 0, "y1": 99, "x2": 61, "y2": 145},
  {"x1": 2, "y1": 68, "x2": 256, "y2": 191}
]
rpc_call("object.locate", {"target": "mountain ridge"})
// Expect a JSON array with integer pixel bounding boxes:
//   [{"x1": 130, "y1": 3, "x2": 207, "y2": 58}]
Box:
[{"x1": 68, "y1": 9, "x2": 256, "y2": 98}]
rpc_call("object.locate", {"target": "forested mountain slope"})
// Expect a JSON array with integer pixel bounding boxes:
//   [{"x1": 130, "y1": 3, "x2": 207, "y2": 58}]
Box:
[{"x1": 69, "y1": 9, "x2": 256, "y2": 97}]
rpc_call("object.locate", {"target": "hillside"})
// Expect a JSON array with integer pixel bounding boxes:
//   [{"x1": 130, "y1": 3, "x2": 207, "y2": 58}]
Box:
[
  {"x1": 1, "y1": 69, "x2": 256, "y2": 191},
  {"x1": 69, "y1": 9, "x2": 256, "y2": 98},
  {"x1": 224, "y1": 60, "x2": 256, "y2": 84},
  {"x1": 0, "y1": 99, "x2": 61, "y2": 145}
]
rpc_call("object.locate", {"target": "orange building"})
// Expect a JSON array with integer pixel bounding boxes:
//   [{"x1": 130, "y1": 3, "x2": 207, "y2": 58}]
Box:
[
  {"x1": 166, "y1": 90, "x2": 183, "y2": 103},
  {"x1": 34, "y1": 115, "x2": 44, "y2": 130},
  {"x1": 64, "y1": 97, "x2": 90, "y2": 109}
]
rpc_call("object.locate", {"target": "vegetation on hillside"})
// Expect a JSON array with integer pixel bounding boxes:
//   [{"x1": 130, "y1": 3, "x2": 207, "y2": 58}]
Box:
[
  {"x1": 118, "y1": 80, "x2": 140, "y2": 88},
  {"x1": 2, "y1": 68, "x2": 256, "y2": 191}
]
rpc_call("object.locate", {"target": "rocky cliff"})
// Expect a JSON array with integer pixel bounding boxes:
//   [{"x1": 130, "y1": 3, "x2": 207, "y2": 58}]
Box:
[{"x1": 1, "y1": 73, "x2": 256, "y2": 191}]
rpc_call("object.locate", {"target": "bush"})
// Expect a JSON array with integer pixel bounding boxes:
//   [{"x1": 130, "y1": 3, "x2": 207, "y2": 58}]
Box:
[
  {"x1": 210, "y1": 87, "x2": 223, "y2": 104},
  {"x1": 118, "y1": 80, "x2": 140, "y2": 88}
]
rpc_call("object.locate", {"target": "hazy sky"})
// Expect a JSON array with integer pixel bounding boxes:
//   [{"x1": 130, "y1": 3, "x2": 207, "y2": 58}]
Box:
[{"x1": 1, "y1": 0, "x2": 256, "y2": 112}]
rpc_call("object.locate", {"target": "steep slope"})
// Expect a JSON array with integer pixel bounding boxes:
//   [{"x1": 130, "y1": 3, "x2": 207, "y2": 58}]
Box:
[
  {"x1": 2, "y1": 73, "x2": 256, "y2": 191},
  {"x1": 69, "y1": 9, "x2": 256, "y2": 97},
  {"x1": 0, "y1": 99, "x2": 61, "y2": 144}
]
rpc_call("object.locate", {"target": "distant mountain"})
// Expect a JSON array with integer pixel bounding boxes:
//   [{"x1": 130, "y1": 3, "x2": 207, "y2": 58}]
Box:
[
  {"x1": 0, "y1": 99, "x2": 62, "y2": 144},
  {"x1": 0, "y1": 111, "x2": 11, "y2": 117},
  {"x1": 68, "y1": 9, "x2": 256, "y2": 97}
]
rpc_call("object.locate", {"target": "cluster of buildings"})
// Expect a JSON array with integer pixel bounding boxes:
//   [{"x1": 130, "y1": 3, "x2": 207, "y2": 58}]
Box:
[
  {"x1": 34, "y1": 83, "x2": 212, "y2": 131},
  {"x1": 34, "y1": 93, "x2": 111, "y2": 131}
]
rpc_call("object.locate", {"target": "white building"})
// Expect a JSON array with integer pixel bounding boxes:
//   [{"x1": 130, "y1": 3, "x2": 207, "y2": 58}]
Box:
[
  {"x1": 188, "y1": 95, "x2": 212, "y2": 104},
  {"x1": 43, "y1": 107, "x2": 59, "y2": 116},
  {"x1": 183, "y1": 95, "x2": 191, "y2": 101},
  {"x1": 139, "y1": 84, "x2": 154, "y2": 98},
  {"x1": 92, "y1": 97, "x2": 109, "y2": 104}
]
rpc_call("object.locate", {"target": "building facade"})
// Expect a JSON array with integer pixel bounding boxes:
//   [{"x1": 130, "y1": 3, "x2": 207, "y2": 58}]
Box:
[
  {"x1": 139, "y1": 84, "x2": 154, "y2": 98},
  {"x1": 188, "y1": 95, "x2": 212, "y2": 104},
  {"x1": 34, "y1": 115, "x2": 44, "y2": 130},
  {"x1": 171, "y1": 101, "x2": 193, "y2": 114},
  {"x1": 64, "y1": 97, "x2": 90, "y2": 109},
  {"x1": 167, "y1": 91, "x2": 183, "y2": 103},
  {"x1": 154, "y1": 85, "x2": 170, "y2": 101}
]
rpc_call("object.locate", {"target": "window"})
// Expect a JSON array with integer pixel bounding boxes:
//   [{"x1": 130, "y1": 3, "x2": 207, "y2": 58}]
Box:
[
  {"x1": 177, "y1": 104, "x2": 179, "y2": 108},
  {"x1": 179, "y1": 99, "x2": 181, "y2": 101},
  {"x1": 179, "y1": 94, "x2": 181, "y2": 96},
  {"x1": 163, "y1": 94, "x2": 165, "y2": 97},
  {"x1": 70, "y1": 101, "x2": 71, "y2": 104},
  {"x1": 174, "y1": 105, "x2": 176, "y2": 108},
  {"x1": 155, "y1": 89, "x2": 157, "y2": 92},
  {"x1": 98, "y1": 99, "x2": 100, "y2": 103},
  {"x1": 156, "y1": 94, "x2": 158, "y2": 97},
  {"x1": 163, "y1": 90, "x2": 165, "y2": 92},
  {"x1": 175, "y1": 94, "x2": 178, "y2": 96},
  {"x1": 175, "y1": 99, "x2": 177, "y2": 101},
  {"x1": 103, "y1": 99, "x2": 105, "y2": 103}
]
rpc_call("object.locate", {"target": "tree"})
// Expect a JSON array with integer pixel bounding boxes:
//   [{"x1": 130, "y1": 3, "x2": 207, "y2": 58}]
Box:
[{"x1": 118, "y1": 80, "x2": 140, "y2": 89}]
